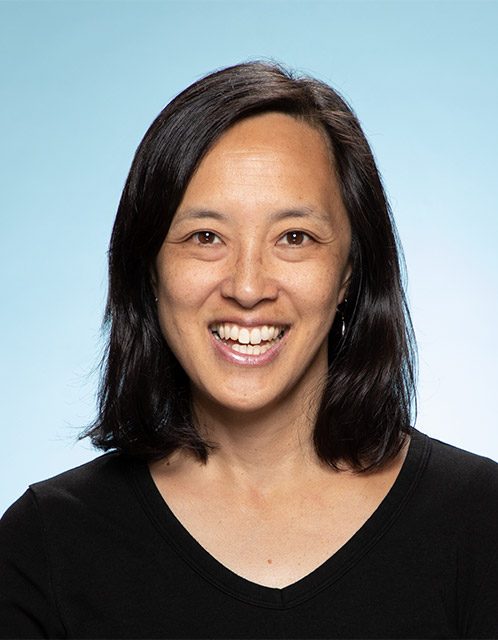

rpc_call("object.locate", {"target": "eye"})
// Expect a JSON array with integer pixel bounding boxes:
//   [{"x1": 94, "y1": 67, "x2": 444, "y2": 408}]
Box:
[
  {"x1": 191, "y1": 231, "x2": 222, "y2": 245},
  {"x1": 278, "y1": 231, "x2": 312, "y2": 246}
]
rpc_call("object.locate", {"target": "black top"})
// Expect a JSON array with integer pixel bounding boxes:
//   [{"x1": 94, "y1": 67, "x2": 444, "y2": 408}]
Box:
[{"x1": 1, "y1": 430, "x2": 497, "y2": 639}]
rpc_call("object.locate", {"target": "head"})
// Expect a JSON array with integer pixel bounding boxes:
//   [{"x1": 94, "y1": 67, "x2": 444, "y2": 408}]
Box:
[{"x1": 87, "y1": 62, "x2": 417, "y2": 469}]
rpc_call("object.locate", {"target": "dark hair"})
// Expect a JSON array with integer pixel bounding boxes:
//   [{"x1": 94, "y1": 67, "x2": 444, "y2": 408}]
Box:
[{"x1": 84, "y1": 61, "x2": 417, "y2": 471}]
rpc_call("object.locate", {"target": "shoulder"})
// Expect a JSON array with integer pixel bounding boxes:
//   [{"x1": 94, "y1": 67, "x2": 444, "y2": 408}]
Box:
[
  {"x1": 417, "y1": 435, "x2": 498, "y2": 635},
  {"x1": 412, "y1": 431, "x2": 498, "y2": 533},
  {"x1": 1, "y1": 451, "x2": 148, "y2": 571},
  {"x1": 422, "y1": 432, "x2": 498, "y2": 490},
  {"x1": 29, "y1": 451, "x2": 129, "y2": 497},
  {"x1": 0, "y1": 453, "x2": 146, "y2": 638},
  {"x1": 4, "y1": 452, "x2": 138, "y2": 528}
]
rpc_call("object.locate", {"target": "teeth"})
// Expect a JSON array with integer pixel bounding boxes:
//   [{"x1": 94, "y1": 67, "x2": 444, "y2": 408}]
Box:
[
  {"x1": 228, "y1": 340, "x2": 277, "y2": 355},
  {"x1": 212, "y1": 322, "x2": 284, "y2": 355},
  {"x1": 238, "y1": 328, "x2": 250, "y2": 344}
]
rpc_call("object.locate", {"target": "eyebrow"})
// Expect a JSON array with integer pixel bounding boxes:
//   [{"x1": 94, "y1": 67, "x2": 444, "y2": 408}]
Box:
[{"x1": 174, "y1": 207, "x2": 331, "y2": 224}]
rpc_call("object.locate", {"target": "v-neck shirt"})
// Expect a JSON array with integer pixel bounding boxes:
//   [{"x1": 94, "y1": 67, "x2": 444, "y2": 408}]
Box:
[
  {"x1": 133, "y1": 430, "x2": 428, "y2": 609},
  {"x1": 1, "y1": 429, "x2": 497, "y2": 638}
]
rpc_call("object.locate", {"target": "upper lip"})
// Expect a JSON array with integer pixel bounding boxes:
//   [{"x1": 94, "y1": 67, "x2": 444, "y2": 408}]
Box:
[{"x1": 209, "y1": 318, "x2": 288, "y2": 328}]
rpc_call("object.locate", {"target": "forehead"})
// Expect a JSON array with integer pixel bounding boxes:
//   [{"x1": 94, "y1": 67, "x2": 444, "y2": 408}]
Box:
[
  {"x1": 200, "y1": 112, "x2": 335, "y2": 175},
  {"x1": 174, "y1": 112, "x2": 344, "y2": 222}
]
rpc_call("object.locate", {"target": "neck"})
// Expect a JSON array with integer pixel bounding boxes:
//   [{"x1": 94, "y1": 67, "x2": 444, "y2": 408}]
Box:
[{"x1": 189, "y1": 376, "x2": 326, "y2": 489}]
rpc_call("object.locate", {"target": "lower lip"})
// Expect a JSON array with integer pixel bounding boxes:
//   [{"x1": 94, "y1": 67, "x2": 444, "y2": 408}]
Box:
[{"x1": 210, "y1": 330, "x2": 287, "y2": 366}]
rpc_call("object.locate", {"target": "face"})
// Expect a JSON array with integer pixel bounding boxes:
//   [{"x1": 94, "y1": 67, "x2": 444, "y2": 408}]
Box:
[{"x1": 154, "y1": 112, "x2": 351, "y2": 416}]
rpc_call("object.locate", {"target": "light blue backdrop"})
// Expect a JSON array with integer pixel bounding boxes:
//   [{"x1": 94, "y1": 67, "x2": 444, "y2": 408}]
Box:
[{"x1": 1, "y1": 0, "x2": 497, "y2": 515}]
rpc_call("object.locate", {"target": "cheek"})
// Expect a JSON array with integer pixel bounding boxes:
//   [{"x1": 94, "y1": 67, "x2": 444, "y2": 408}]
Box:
[
  {"x1": 155, "y1": 259, "x2": 223, "y2": 353},
  {"x1": 282, "y1": 261, "x2": 343, "y2": 310},
  {"x1": 158, "y1": 258, "x2": 220, "y2": 307}
]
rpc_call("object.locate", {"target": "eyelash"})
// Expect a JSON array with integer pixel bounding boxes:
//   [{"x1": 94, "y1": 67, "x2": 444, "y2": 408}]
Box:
[{"x1": 188, "y1": 230, "x2": 313, "y2": 246}]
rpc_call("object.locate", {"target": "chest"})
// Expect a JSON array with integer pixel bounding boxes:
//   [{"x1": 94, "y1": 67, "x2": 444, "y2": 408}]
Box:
[{"x1": 151, "y1": 473, "x2": 396, "y2": 588}]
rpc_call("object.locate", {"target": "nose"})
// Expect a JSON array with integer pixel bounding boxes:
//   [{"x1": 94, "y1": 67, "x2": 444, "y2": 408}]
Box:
[{"x1": 220, "y1": 241, "x2": 278, "y2": 308}]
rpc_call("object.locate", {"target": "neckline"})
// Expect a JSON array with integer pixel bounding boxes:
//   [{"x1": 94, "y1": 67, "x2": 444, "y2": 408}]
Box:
[{"x1": 130, "y1": 429, "x2": 430, "y2": 609}]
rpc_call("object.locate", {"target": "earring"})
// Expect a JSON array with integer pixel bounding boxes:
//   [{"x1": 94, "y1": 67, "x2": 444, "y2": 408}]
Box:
[
  {"x1": 339, "y1": 309, "x2": 346, "y2": 337},
  {"x1": 338, "y1": 298, "x2": 347, "y2": 338},
  {"x1": 154, "y1": 297, "x2": 158, "y2": 303}
]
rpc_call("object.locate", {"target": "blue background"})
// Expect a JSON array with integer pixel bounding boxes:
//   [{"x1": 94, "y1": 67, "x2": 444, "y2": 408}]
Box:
[{"x1": 1, "y1": 0, "x2": 497, "y2": 514}]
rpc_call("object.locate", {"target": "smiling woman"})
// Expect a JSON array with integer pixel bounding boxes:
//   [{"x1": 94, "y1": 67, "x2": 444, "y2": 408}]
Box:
[
  {"x1": 86, "y1": 62, "x2": 416, "y2": 471},
  {"x1": 1, "y1": 62, "x2": 497, "y2": 639}
]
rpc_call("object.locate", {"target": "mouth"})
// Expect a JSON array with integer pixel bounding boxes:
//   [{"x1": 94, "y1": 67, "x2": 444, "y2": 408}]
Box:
[{"x1": 210, "y1": 322, "x2": 286, "y2": 355}]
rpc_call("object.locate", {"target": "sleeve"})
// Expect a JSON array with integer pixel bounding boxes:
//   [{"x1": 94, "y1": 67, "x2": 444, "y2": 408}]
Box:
[
  {"x1": 0, "y1": 489, "x2": 65, "y2": 639},
  {"x1": 465, "y1": 549, "x2": 498, "y2": 639},
  {"x1": 461, "y1": 457, "x2": 498, "y2": 639}
]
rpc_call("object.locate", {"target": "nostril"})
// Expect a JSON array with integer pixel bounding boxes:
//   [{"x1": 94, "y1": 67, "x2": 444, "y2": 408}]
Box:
[{"x1": 219, "y1": 270, "x2": 279, "y2": 307}]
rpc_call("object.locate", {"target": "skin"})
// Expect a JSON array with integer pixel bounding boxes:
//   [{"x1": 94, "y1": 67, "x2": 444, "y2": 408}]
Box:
[
  {"x1": 151, "y1": 113, "x2": 407, "y2": 588},
  {"x1": 154, "y1": 112, "x2": 351, "y2": 425}
]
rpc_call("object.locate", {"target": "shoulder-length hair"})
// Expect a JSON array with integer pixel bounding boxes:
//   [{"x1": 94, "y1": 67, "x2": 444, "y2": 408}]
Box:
[{"x1": 84, "y1": 61, "x2": 417, "y2": 471}]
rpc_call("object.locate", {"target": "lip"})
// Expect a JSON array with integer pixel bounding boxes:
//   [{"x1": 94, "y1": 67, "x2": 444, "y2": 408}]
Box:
[
  {"x1": 209, "y1": 317, "x2": 286, "y2": 329},
  {"x1": 210, "y1": 326, "x2": 288, "y2": 366}
]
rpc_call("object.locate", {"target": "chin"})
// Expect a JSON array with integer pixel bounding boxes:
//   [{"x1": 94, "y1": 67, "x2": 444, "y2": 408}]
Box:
[{"x1": 193, "y1": 385, "x2": 287, "y2": 416}]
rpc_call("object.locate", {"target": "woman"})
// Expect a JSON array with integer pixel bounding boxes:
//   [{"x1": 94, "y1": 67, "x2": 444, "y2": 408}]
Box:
[{"x1": 1, "y1": 62, "x2": 497, "y2": 639}]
